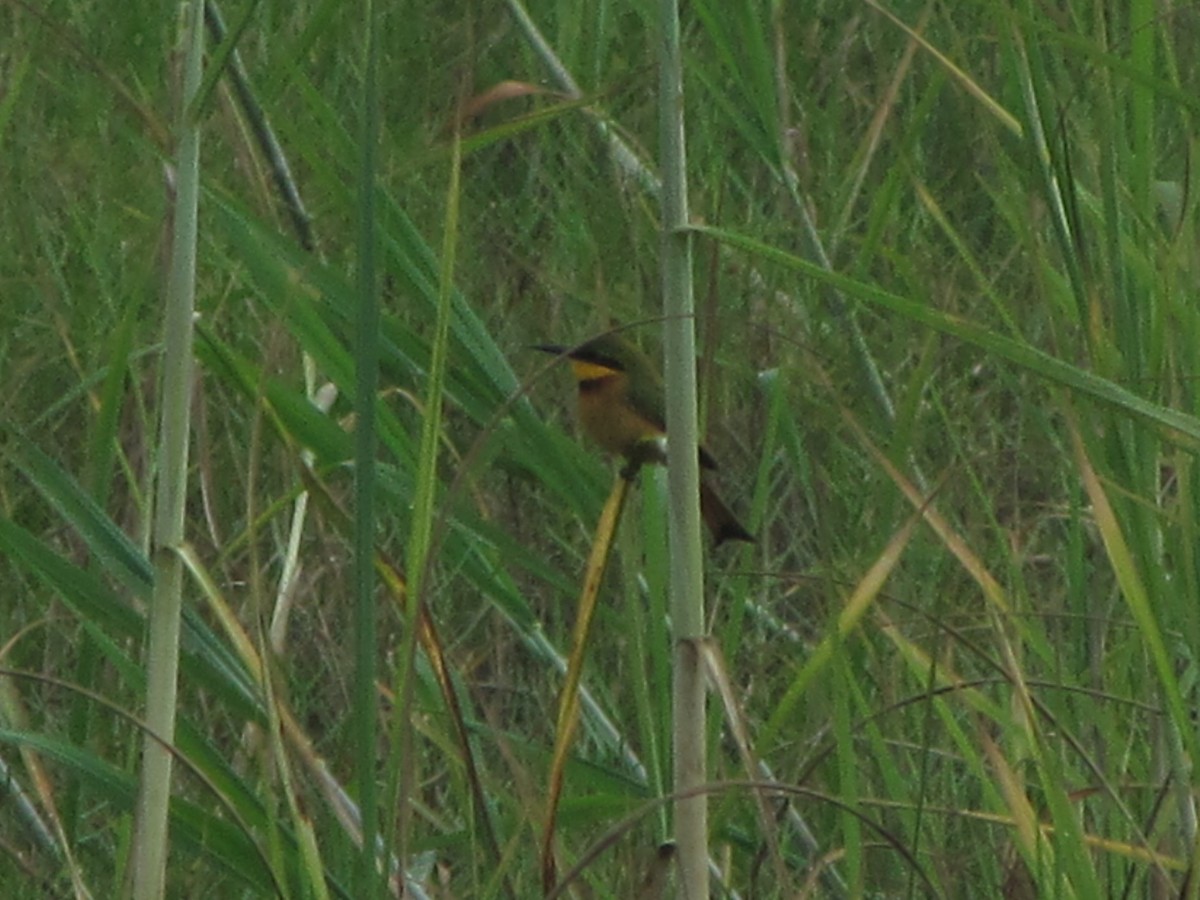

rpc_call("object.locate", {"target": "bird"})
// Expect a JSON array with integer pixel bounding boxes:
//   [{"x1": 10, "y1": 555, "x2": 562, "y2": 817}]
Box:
[{"x1": 536, "y1": 332, "x2": 754, "y2": 546}]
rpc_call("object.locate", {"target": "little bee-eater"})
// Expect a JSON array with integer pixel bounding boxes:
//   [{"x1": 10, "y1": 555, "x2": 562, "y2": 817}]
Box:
[{"x1": 537, "y1": 333, "x2": 755, "y2": 546}]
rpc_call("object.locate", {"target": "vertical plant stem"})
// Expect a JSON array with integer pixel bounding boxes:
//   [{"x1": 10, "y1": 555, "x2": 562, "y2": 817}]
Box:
[
  {"x1": 354, "y1": 0, "x2": 381, "y2": 894},
  {"x1": 658, "y1": 0, "x2": 707, "y2": 894},
  {"x1": 131, "y1": 2, "x2": 203, "y2": 897},
  {"x1": 389, "y1": 108, "x2": 462, "y2": 882}
]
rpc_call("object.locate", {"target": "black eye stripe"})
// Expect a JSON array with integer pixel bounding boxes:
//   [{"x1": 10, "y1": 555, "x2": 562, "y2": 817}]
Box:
[{"x1": 573, "y1": 351, "x2": 624, "y2": 371}]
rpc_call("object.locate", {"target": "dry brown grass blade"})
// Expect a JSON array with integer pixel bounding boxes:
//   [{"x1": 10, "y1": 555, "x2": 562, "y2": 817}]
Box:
[
  {"x1": 701, "y1": 638, "x2": 792, "y2": 894},
  {"x1": 376, "y1": 556, "x2": 514, "y2": 897},
  {"x1": 541, "y1": 469, "x2": 632, "y2": 895},
  {"x1": 760, "y1": 453, "x2": 925, "y2": 750},
  {"x1": 831, "y1": 2, "x2": 932, "y2": 242},
  {"x1": 187, "y1": 467, "x2": 511, "y2": 890},
  {"x1": 0, "y1": 645, "x2": 92, "y2": 900},
  {"x1": 456, "y1": 80, "x2": 557, "y2": 128},
  {"x1": 872, "y1": 608, "x2": 999, "y2": 717},
  {"x1": 837, "y1": 402, "x2": 1041, "y2": 747},
  {"x1": 839, "y1": 406, "x2": 1013, "y2": 617},
  {"x1": 864, "y1": 0, "x2": 1022, "y2": 137},
  {"x1": 980, "y1": 725, "x2": 1043, "y2": 873}
]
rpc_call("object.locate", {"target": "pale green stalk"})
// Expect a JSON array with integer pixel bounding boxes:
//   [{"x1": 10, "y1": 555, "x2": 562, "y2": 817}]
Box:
[
  {"x1": 658, "y1": 0, "x2": 707, "y2": 895},
  {"x1": 130, "y1": 1, "x2": 203, "y2": 897}
]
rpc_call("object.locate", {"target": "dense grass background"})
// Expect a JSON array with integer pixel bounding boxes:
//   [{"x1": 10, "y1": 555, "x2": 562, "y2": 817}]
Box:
[{"x1": 3, "y1": 0, "x2": 1200, "y2": 896}]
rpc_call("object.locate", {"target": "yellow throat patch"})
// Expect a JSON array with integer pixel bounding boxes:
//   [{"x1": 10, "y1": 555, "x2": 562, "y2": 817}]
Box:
[{"x1": 569, "y1": 358, "x2": 622, "y2": 382}]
